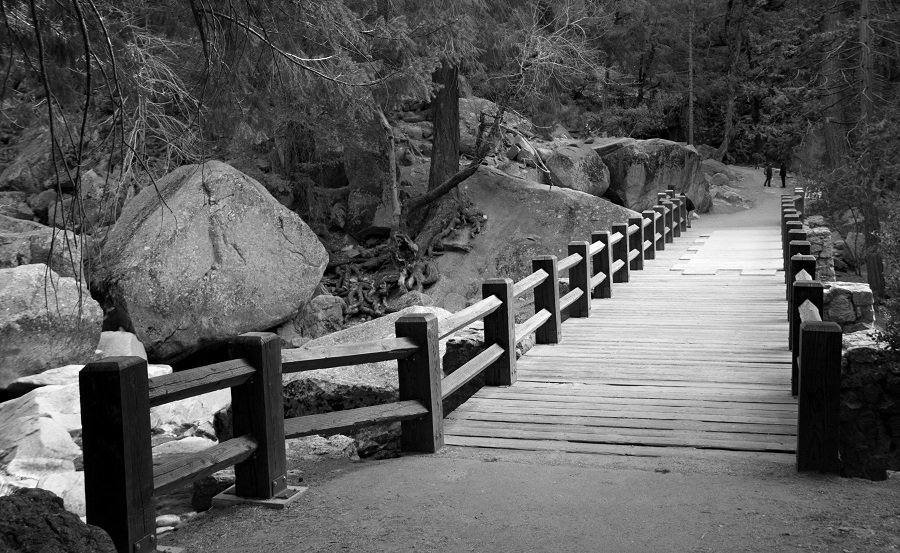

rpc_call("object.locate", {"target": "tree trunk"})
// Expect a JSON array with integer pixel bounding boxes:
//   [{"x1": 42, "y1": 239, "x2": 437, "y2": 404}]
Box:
[
  {"x1": 820, "y1": 6, "x2": 850, "y2": 167},
  {"x1": 715, "y1": 0, "x2": 744, "y2": 162},
  {"x1": 688, "y1": 0, "x2": 695, "y2": 145},
  {"x1": 428, "y1": 61, "x2": 460, "y2": 191},
  {"x1": 377, "y1": 108, "x2": 402, "y2": 231}
]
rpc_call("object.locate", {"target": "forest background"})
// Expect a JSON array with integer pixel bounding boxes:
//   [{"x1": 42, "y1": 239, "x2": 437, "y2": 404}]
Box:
[{"x1": 1, "y1": 0, "x2": 899, "y2": 342}]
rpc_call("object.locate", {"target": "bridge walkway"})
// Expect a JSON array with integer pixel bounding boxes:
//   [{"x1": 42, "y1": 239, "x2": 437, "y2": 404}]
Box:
[{"x1": 445, "y1": 223, "x2": 797, "y2": 462}]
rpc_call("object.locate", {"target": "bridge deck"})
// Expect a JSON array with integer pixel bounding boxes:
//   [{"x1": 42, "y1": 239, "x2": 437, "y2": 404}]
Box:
[{"x1": 446, "y1": 224, "x2": 796, "y2": 462}]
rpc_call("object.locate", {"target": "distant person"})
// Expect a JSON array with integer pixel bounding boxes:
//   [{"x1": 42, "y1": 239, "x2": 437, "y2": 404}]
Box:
[
  {"x1": 763, "y1": 163, "x2": 773, "y2": 187},
  {"x1": 779, "y1": 163, "x2": 787, "y2": 188},
  {"x1": 685, "y1": 195, "x2": 698, "y2": 220}
]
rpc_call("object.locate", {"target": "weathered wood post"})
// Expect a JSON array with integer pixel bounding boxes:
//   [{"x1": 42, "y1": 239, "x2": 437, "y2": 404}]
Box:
[
  {"x1": 80, "y1": 357, "x2": 156, "y2": 553},
  {"x1": 482, "y1": 278, "x2": 516, "y2": 386},
  {"x1": 627, "y1": 216, "x2": 644, "y2": 271},
  {"x1": 395, "y1": 313, "x2": 444, "y2": 452},
  {"x1": 670, "y1": 198, "x2": 682, "y2": 238},
  {"x1": 784, "y1": 219, "x2": 803, "y2": 297},
  {"x1": 532, "y1": 255, "x2": 561, "y2": 343},
  {"x1": 793, "y1": 188, "x2": 805, "y2": 220},
  {"x1": 568, "y1": 241, "x2": 591, "y2": 318},
  {"x1": 642, "y1": 211, "x2": 656, "y2": 261},
  {"x1": 791, "y1": 280, "x2": 824, "y2": 397},
  {"x1": 796, "y1": 321, "x2": 842, "y2": 473},
  {"x1": 590, "y1": 231, "x2": 613, "y2": 299},
  {"x1": 787, "y1": 232, "x2": 810, "y2": 303},
  {"x1": 229, "y1": 333, "x2": 288, "y2": 499},
  {"x1": 653, "y1": 206, "x2": 666, "y2": 250},
  {"x1": 680, "y1": 194, "x2": 690, "y2": 230},
  {"x1": 611, "y1": 223, "x2": 630, "y2": 283},
  {"x1": 788, "y1": 254, "x2": 816, "y2": 348},
  {"x1": 662, "y1": 201, "x2": 675, "y2": 244}
]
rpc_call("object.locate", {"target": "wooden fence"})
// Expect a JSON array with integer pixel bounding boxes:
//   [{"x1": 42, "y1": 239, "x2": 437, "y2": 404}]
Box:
[
  {"x1": 79, "y1": 189, "x2": 691, "y2": 553},
  {"x1": 781, "y1": 190, "x2": 842, "y2": 474}
]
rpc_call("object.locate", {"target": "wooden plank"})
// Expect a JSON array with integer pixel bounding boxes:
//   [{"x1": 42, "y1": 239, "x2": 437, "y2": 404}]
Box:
[
  {"x1": 558, "y1": 252, "x2": 582, "y2": 272},
  {"x1": 397, "y1": 314, "x2": 444, "y2": 452},
  {"x1": 153, "y1": 435, "x2": 257, "y2": 496},
  {"x1": 588, "y1": 240, "x2": 606, "y2": 256},
  {"x1": 283, "y1": 401, "x2": 428, "y2": 439},
  {"x1": 229, "y1": 333, "x2": 287, "y2": 499},
  {"x1": 516, "y1": 310, "x2": 552, "y2": 344},
  {"x1": 589, "y1": 271, "x2": 607, "y2": 291},
  {"x1": 149, "y1": 359, "x2": 254, "y2": 407},
  {"x1": 79, "y1": 357, "x2": 155, "y2": 552},
  {"x1": 442, "y1": 344, "x2": 505, "y2": 399},
  {"x1": 439, "y1": 296, "x2": 503, "y2": 339},
  {"x1": 611, "y1": 259, "x2": 625, "y2": 275},
  {"x1": 282, "y1": 338, "x2": 419, "y2": 373},
  {"x1": 559, "y1": 288, "x2": 584, "y2": 312},
  {"x1": 512, "y1": 269, "x2": 549, "y2": 299}
]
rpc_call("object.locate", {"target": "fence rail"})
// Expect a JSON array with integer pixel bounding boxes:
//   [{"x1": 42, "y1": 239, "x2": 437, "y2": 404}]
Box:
[
  {"x1": 781, "y1": 189, "x2": 842, "y2": 474},
  {"x1": 79, "y1": 188, "x2": 694, "y2": 553}
]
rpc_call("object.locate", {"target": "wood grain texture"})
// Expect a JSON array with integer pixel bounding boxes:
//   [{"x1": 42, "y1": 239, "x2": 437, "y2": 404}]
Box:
[
  {"x1": 558, "y1": 252, "x2": 582, "y2": 273},
  {"x1": 590, "y1": 232, "x2": 613, "y2": 299},
  {"x1": 149, "y1": 359, "x2": 254, "y2": 407},
  {"x1": 282, "y1": 338, "x2": 419, "y2": 373},
  {"x1": 532, "y1": 256, "x2": 561, "y2": 344},
  {"x1": 79, "y1": 357, "x2": 155, "y2": 553},
  {"x1": 396, "y1": 314, "x2": 444, "y2": 452},
  {"x1": 512, "y1": 269, "x2": 549, "y2": 299},
  {"x1": 284, "y1": 401, "x2": 428, "y2": 438},
  {"x1": 154, "y1": 435, "x2": 257, "y2": 495},
  {"x1": 791, "y1": 281, "x2": 823, "y2": 395},
  {"x1": 797, "y1": 322, "x2": 842, "y2": 473},
  {"x1": 442, "y1": 344, "x2": 505, "y2": 399},
  {"x1": 567, "y1": 241, "x2": 591, "y2": 317},
  {"x1": 482, "y1": 279, "x2": 516, "y2": 386},
  {"x1": 439, "y1": 296, "x2": 503, "y2": 339}
]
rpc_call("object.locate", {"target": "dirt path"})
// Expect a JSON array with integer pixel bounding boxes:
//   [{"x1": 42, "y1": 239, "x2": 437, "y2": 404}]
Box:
[{"x1": 161, "y1": 168, "x2": 900, "y2": 553}]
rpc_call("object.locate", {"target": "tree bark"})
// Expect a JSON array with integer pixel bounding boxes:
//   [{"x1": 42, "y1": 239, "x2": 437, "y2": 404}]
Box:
[
  {"x1": 715, "y1": 0, "x2": 744, "y2": 162},
  {"x1": 688, "y1": 0, "x2": 695, "y2": 145},
  {"x1": 820, "y1": 6, "x2": 850, "y2": 167},
  {"x1": 428, "y1": 61, "x2": 460, "y2": 191}
]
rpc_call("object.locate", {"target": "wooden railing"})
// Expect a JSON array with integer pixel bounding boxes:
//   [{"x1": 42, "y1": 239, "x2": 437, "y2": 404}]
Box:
[
  {"x1": 79, "y1": 188, "x2": 693, "y2": 553},
  {"x1": 781, "y1": 190, "x2": 842, "y2": 474}
]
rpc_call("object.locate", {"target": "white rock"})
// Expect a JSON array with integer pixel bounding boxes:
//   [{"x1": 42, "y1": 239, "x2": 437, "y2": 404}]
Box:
[
  {"x1": 149, "y1": 388, "x2": 231, "y2": 431},
  {"x1": 0, "y1": 475, "x2": 37, "y2": 495},
  {"x1": 151, "y1": 436, "x2": 217, "y2": 458},
  {"x1": 156, "y1": 514, "x2": 181, "y2": 528},
  {"x1": 0, "y1": 384, "x2": 82, "y2": 435},
  {"x1": 6, "y1": 362, "x2": 171, "y2": 396},
  {"x1": 96, "y1": 330, "x2": 148, "y2": 360},
  {"x1": 36, "y1": 471, "x2": 86, "y2": 517},
  {"x1": 0, "y1": 415, "x2": 80, "y2": 478}
]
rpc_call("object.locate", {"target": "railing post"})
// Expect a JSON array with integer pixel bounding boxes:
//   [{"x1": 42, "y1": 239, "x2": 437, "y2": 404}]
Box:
[
  {"x1": 395, "y1": 313, "x2": 444, "y2": 453},
  {"x1": 641, "y1": 211, "x2": 656, "y2": 261},
  {"x1": 228, "y1": 333, "x2": 287, "y2": 499},
  {"x1": 797, "y1": 321, "x2": 842, "y2": 473},
  {"x1": 680, "y1": 194, "x2": 690, "y2": 230},
  {"x1": 482, "y1": 278, "x2": 516, "y2": 386},
  {"x1": 784, "y1": 219, "x2": 803, "y2": 297},
  {"x1": 80, "y1": 357, "x2": 155, "y2": 553},
  {"x1": 653, "y1": 206, "x2": 666, "y2": 250},
  {"x1": 568, "y1": 241, "x2": 591, "y2": 317},
  {"x1": 627, "y1": 216, "x2": 644, "y2": 271},
  {"x1": 670, "y1": 198, "x2": 682, "y2": 238},
  {"x1": 788, "y1": 253, "x2": 816, "y2": 348},
  {"x1": 591, "y1": 231, "x2": 613, "y2": 299},
  {"x1": 611, "y1": 223, "x2": 630, "y2": 283},
  {"x1": 794, "y1": 187, "x2": 805, "y2": 220},
  {"x1": 532, "y1": 255, "x2": 561, "y2": 343},
  {"x1": 791, "y1": 281, "x2": 824, "y2": 397},
  {"x1": 787, "y1": 233, "x2": 810, "y2": 304},
  {"x1": 662, "y1": 201, "x2": 675, "y2": 244}
]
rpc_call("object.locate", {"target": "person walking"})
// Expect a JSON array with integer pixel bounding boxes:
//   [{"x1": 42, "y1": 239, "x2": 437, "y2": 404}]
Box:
[
  {"x1": 763, "y1": 163, "x2": 773, "y2": 187},
  {"x1": 779, "y1": 163, "x2": 787, "y2": 188}
]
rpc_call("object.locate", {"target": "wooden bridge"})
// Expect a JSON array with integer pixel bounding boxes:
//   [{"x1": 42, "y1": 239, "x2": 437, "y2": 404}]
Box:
[{"x1": 77, "y1": 188, "x2": 845, "y2": 553}]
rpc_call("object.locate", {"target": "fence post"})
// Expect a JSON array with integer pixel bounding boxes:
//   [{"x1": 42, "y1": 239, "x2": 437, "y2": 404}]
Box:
[
  {"x1": 229, "y1": 332, "x2": 288, "y2": 499},
  {"x1": 591, "y1": 231, "x2": 613, "y2": 299},
  {"x1": 642, "y1": 211, "x2": 656, "y2": 261},
  {"x1": 483, "y1": 278, "x2": 516, "y2": 386},
  {"x1": 627, "y1": 216, "x2": 644, "y2": 271},
  {"x1": 797, "y1": 321, "x2": 842, "y2": 473},
  {"x1": 671, "y1": 198, "x2": 683, "y2": 238},
  {"x1": 653, "y1": 206, "x2": 666, "y2": 250},
  {"x1": 794, "y1": 188, "x2": 805, "y2": 220},
  {"x1": 680, "y1": 194, "x2": 690, "y2": 230},
  {"x1": 611, "y1": 223, "x2": 630, "y2": 283},
  {"x1": 568, "y1": 241, "x2": 591, "y2": 318},
  {"x1": 80, "y1": 357, "x2": 155, "y2": 553},
  {"x1": 791, "y1": 280, "x2": 824, "y2": 397},
  {"x1": 784, "y1": 219, "x2": 802, "y2": 296},
  {"x1": 662, "y1": 201, "x2": 675, "y2": 244},
  {"x1": 787, "y1": 233, "x2": 810, "y2": 303},
  {"x1": 395, "y1": 313, "x2": 444, "y2": 453},
  {"x1": 532, "y1": 255, "x2": 561, "y2": 343},
  {"x1": 788, "y1": 253, "x2": 816, "y2": 348}
]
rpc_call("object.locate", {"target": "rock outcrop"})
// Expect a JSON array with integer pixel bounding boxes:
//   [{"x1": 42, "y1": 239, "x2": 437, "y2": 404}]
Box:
[
  {"x1": 92, "y1": 161, "x2": 328, "y2": 362},
  {"x1": 0, "y1": 215, "x2": 84, "y2": 278},
  {"x1": 343, "y1": 146, "x2": 398, "y2": 239},
  {"x1": 459, "y1": 97, "x2": 534, "y2": 156},
  {"x1": 0, "y1": 264, "x2": 102, "y2": 389},
  {"x1": 592, "y1": 138, "x2": 711, "y2": 213},
  {"x1": 545, "y1": 144, "x2": 610, "y2": 197},
  {"x1": 425, "y1": 166, "x2": 635, "y2": 310},
  {"x1": 0, "y1": 488, "x2": 116, "y2": 552}
]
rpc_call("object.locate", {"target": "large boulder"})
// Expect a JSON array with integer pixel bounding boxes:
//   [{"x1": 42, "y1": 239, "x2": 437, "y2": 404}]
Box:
[
  {"x1": 5, "y1": 361, "x2": 170, "y2": 398},
  {"x1": 592, "y1": 138, "x2": 711, "y2": 213},
  {"x1": 0, "y1": 264, "x2": 102, "y2": 389},
  {"x1": 0, "y1": 190, "x2": 34, "y2": 220},
  {"x1": 0, "y1": 126, "x2": 53, "y2": 195},
  {"x1": 459, "y1": 98, "x2": 534, "y2": 156},
  {"x1": 343, "y1": 146, "x2": 397, "y2": 239},
  {"x1": 277, "y1": 294, "x2": 346, "y2": 348},
  {"x1": 700, "y1": 158, "x2": 741, "y2": 183},
  {"x1": 0, "y1": 215, "x2": 84, "y2": 278},
  {"x1": 426, "y1": 166, "x2": 636, "y2": 309},
  {"x1": 545, "y1": 144, "x2": 610, "y2": 197},
  {"x1": 0, "y1": 488, "x2": 116, "y2": 552},
  {"x1": 92, "y1": 161, "x2": 328, "y2": 362}
]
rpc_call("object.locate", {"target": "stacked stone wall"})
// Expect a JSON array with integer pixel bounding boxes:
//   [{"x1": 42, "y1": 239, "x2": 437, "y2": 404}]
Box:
[{"x1": 824, "y1": 282, "x2": 876, "y2": 332}]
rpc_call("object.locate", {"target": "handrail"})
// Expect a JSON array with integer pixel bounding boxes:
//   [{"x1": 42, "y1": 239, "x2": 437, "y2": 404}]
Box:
[
  {"x1": 626, "y1": 224, "x2": 639, "y2": 236},
  {"x1": 153, "y1": 435, "x2": 258, "y2": 496},
  {"x1": 516, "y1": 309, "x2": 552, "y2": 344},
  {"x1": 512, "y1": 269, "x2": 549, "y2": 299},
  {"x1": 643, "y1": 240, "x2": 652, "y2": 251},
  {"x1": 627, "y1": 249, "x2": 640, "y2": 262},
  {"x1": 281, "y1": 338, "x2": 419, "y2": 373},
  {"x1": 611, "y1": 259, "x2": 625, "y2": 274},
  {"x1": 284, "y1": 400, "x2": 428, "y2": 439},
  {"x1": 610, "y1": 232, "x2": 623, "y2": 245},
  {"x1": 558, "y1": 252, "x2": 583, "y2": 272},
  {"x1": 439, "y1": 295, "x2": 503, "y2": 339},
  {"x1": 654, "y1": 211, "x2": 661, "y2": 220},
  {"x1": 148, "y1": 359, "x2": 255, "y2": 408},
  {"x1": 641, "y1": 217, "x2": 651, "y2": 228},
  {"x1": 441, "y1": 344, "x2": 505, "y2": 400},
  {"x1": 590, "y1": 271, "x2": 606, "y2": 290},
  {"x1": 559, "y1": 288, "x2": 584, "y2": 311},
  {"x1": 588, "y1": 240, "x2": 605, "y2": 256}
]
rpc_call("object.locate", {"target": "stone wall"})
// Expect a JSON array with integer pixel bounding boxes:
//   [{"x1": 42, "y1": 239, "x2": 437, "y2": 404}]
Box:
[
  {"x1": 840, "y1": 331, "x2": 900, "y2": 480},
  {"x1": 806, "y1": 227, "x2": 836, "y2": 282},
  {"x1": 824, "y1": 282, "x2": 876, "y2": 332}
]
